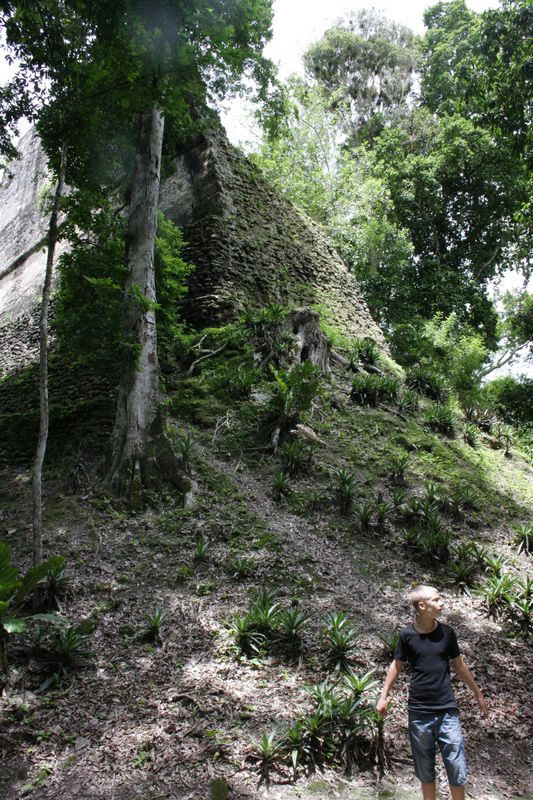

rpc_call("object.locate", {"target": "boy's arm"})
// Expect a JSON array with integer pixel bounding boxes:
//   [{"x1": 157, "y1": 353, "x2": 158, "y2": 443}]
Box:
[
  {"x1": 377, "y1": 659, "x2": 404, "y2": 717},
  {"x1": 451, "y1": 655, "x2": 489, "y2": 717}
]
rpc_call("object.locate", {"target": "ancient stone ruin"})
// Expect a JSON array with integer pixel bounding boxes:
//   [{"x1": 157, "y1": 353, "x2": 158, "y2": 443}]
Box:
[
  {"x1": 0, "y1": 121, "x2": 386, "y2": 463},
  {"x1": 0, "y1": 123, "x2": 385, "y2": 377}
]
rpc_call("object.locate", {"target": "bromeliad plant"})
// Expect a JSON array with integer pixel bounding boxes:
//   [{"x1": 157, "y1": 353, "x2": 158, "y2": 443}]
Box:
[
  {"x1": 353, "y1": 501, "x2": 374, "y2": 532},
  {"x1": 389, "y1": 452, "x2": 409, "y2": 485},
  {"x1": 512, "y1": 523, "x2": 532, "y2": 554},
  {"x1": 350, "y1": 374, "x2": 399, "y2": 407},
  {"x1": 281, "y1": 439, "x2": 314, "y2": 477},
  {"x1": 323, "y1": 611, "x2": 358, "y2": 672},
  {"x1": 424, "y1": 404, "x2": 457, "y2": 436},
  {"x1": 405, "y1": 366, "x2": 449, "y2": 402},
  {"x1": 264, "y1": 362, "x2": 321, "y2": 450},
  {"x1": 335, "y1": 468, "x2": 356, "y2": 515},
  {"x1": 349, "y1": 338, "x2": 380, "y2": 368},
  {"x1": 258, "y1": 674, "x2": 383, "y2": 782},
  {"x1": 0, "y1": 541, "x2": 65, "y2": 676},
  {"x1": 272, "y1": 470, "x2": 291, "y2": 502}
]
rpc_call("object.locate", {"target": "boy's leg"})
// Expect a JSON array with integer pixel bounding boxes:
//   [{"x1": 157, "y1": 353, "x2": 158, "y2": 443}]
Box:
[
  {"x1": 435, "y1": 711, "x2": 468, "y2": 798},
  {"x1": 409, "y1": 713, "x2": 437, "y2": 797},
  {"x1": 420, "y1": 783, "x2": 436, "y2": 800}
]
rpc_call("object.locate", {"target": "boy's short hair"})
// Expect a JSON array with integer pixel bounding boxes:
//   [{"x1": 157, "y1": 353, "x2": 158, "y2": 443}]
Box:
[{"x1": 408, "y1": 584, "x2": 436, "y2": 612}]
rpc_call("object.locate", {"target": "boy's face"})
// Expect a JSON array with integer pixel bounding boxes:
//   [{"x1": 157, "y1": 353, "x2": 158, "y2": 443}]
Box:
[{"x1": 419, "y1": 588, "x2": 443, "y2": 618}]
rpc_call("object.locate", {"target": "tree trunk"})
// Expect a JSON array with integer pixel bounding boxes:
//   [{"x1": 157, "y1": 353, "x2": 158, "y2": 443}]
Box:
[
  {"x1": 284, "y1": 308, "x2": 332, "y2": 375},
  {"x1": 31, "y1": 142, "x2": 67, "y2": 571},
  {"x1": 104, "y1": 104, "x2": 188, "y2": 503}
]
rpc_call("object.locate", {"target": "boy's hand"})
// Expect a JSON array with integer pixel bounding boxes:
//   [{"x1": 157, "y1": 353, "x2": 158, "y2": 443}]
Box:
[
  {"x1": 476, "y1": 692, "x2": 489, "y2": 718},
  {"x1": 376, "y1": 698, "x2": 388, "y2": 717}
]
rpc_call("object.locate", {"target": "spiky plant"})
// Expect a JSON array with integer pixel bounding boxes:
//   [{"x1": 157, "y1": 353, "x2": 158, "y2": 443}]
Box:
[
  {"x1": 272, "y1": 470, "x2": 291, "y2": 502},
  {"x1": 323, "y1": 611, "x2": 358, "y2": 672},
  {"x1": 281, "y1": 438, "x2": 314, "y2": 477},
  {"x1": 512, "y1": 523, "x2": 532, "y2": 554},
  {"x1": 335, "y1": 468, "x2": 356, "y2": 515},
  {"x1": 354, "y1": 501, "x2": 374, "y2": 531}
]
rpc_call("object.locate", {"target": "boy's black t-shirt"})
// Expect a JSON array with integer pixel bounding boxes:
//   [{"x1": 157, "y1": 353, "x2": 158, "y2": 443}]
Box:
[{"x1": 394, "y1": 622, "x2": 460, "y2": 712}]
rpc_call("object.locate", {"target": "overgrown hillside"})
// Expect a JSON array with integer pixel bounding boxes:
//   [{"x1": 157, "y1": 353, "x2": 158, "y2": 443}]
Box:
[{"x1": 1, "y1": 310, "x2": 532, "y2": 800}]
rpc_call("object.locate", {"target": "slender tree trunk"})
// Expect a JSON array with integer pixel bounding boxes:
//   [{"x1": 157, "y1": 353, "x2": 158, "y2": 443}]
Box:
[
  {"x1": 104, "y1": 103, "x2": 187, "y2": 503},
  {"x1": 32, "y1": 142, "x2": 67, "y2": 570}
]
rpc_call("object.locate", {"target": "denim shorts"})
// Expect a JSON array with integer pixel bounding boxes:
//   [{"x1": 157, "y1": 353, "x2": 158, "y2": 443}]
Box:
[{"x1": 408, "y1": 710, "x2": 467, "y2": 786}]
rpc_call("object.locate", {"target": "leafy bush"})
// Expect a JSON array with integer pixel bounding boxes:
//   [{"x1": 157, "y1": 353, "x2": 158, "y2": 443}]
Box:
[
  {"x1": 396, "y1": 388, "x2": 419, "y2": 415},
  {"x1": 0, "y1": 542, "x2": 65, "y2": 674},
  {"x1": 378, "y1": 627, "x2": 400, "y2": 661},
  {"x1": 424, "y1": 404, "x2": 457, "y2": 435},
  {"x1": 405, "y1": 366, "x2": 449, "y2": 402},
  {"x1": 354, "y1": 501, "x2": 374, "y2": 531},
  {"x1": 513, "y1": 523, "x2": 532, "y2": 554},
  {"x1": 349, "y1": 338, "x2": 380, "y2": 368},
  {"x1": 351, "y1": 374, "x2": 399, "y2": 406},
  {"x1": 464, "y1": 405, "x2": 495, "y2": 433},
  {"x1": 322, "y1": 611, "x2": 358, "y2": 672},
  {"x1": 275, "y1": 608, "x2": 310, "y2": 658},
  {"x1": 142, "y1": 609, "x2": 168, "y2": 643},
  {"x1": 462, "y1": 422, "x2": 479, "y2": 447},
  {"x1": 389, "y1": 452, "x2": 409, "y2": 484},
  {"x1": 265, "y1": 363, "x2": 321, "y2": 444},
  {"x1": 260, "y1": 674, "x2": 383, "y2": 781},
  {"x1": 229, "y1": 590, "x2": 309, "y2": 660},
  {"x1": 478, "y1": 574, "x2": 515, "y2": 619},
  {"x1": 225, "y1": 364, "x2": 260, "y2": 399},
  {"x1": 272, "y1": 470, "x2": 291, "y2": 502},
  {"x1": 335, "y1": 468, "x2": 356, "y2": 515},
  {"x1": 281, "y1": 439, "x2": 314, "y2": 476},
  {"x1": 481, "y1": 376, "x2": 533, "y2": 426}
]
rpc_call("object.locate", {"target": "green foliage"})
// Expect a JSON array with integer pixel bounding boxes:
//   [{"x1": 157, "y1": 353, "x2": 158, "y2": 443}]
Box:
[
  {"x1": 322, "y1": 611, "x2": 358, "y2": 672},
  {"x1": 272, "y1": 471, "x2": 291, "y2": 502},
  {"x1": 335, "y1": 468, "x2": 356, "y2": 515},
  {"x1": 281, "y1": 439, "x2": 314, "y2": 477},
  {"x1": 462, "y1": 423, "x2": 479, "y2": 448},
  {"x1": 260, "y1": 672, "x2": 383, "y2": 780},
  {"x1": 0, "y1": 541, "x2": 65, "y2": 668},
  {"x1": 228, "y1": 590, "x2": 310, "y2": 661},
  {"x1": 405, "y1": 365, "x2": 449, "y2": 402},
  {"x1": 389, "y1": 452, "x2": 409, "y2": 484},
  {"x1": 423, "y1": 404, "x2": 457, "y2": 436},
  {"x1": 275, "y1": 608, "x2": 310, "y2": 659},
  {"x1": 194, "y1": 534, "x2": 209, "y2": 563},
  {"x1": 449, "y1": 559, "x2": 477, "y2": 593},
  {"x1": 350, "y1": 374, "x2": 399, "y2": 406},
  {"x1": 481, "y1": 376, "x2": 533, "y2": 426},
  {"x1": 264, "y1": 362, "x2": 322, "y2": 442},
  {"x1": 350, "y1": 338, "x2": 380, "y2": 368},
  {"x1": 54, "y1": 203, "x2": 193, "y2": 376},
  {"x1": 229, "y1": 556, "x2": 253, "y2": 581},
  {"x1": 396, "y1": 388, "x2": 419, "y2": 415},
  {"x1": 303, "y1": 9, "x2": 419, "y2": 140},
  {"x1": 512, "y1": 523, "x2": 532, "y2": 554},
  {"x1": 354, "y1": 501, "x2": 374, "y2": 531},
  {"x1": 378, "y1": 628, "x2": 400, "y2": 661},
  {"x1": 255, "y1": 731, "x2": 281, "y2": 786},
  {"x1": 142, "y1": 609, "x2": 168, "y2": 643},
  {"x1": 479, "y1": 573, "x2": 515, "y2": 619}
]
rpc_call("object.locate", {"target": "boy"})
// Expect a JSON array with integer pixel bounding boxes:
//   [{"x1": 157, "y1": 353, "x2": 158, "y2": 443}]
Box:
[{"x1": 377, "y1": 585, "x2": 488, "y2": 800}]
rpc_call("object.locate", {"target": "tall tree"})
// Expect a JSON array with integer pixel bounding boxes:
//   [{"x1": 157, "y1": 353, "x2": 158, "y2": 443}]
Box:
[
  {"x1": 303, "y1": 9, "x2": 420, "y2": 142},
  {"x1": 1, "y1": 0, "x2": 99, "y2": 566},
  {"x1": 86, "y1": 0, "x2": 275, "y2": 500}
]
